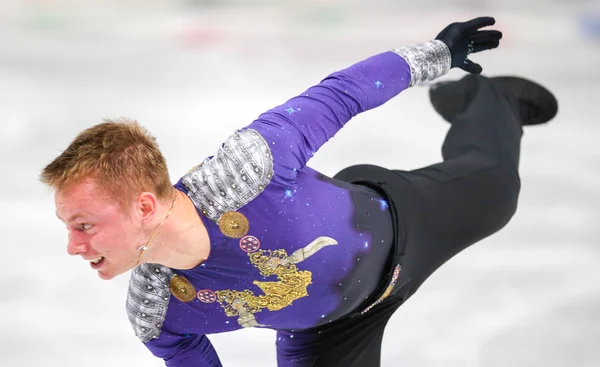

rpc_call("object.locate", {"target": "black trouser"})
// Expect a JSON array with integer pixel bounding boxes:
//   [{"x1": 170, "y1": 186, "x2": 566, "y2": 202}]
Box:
[{"x1": 276, "y1": 75, "x2": 524, "y2": 366}]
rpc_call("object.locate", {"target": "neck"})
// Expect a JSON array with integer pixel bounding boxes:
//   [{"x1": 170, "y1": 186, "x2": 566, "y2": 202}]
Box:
[{"x1": 139, "y1": 190, "x2": 211, "y2": 270}]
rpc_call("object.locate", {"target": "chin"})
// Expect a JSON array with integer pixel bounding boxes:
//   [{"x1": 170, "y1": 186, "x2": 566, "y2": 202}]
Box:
[
  {"x1": 98, "y1": 263, "x2": 134, "y2": 280},
  {"x1": 97, "y1": 266, "x2": 124, "y2": 280},
  {"x1": 98, "y1": 270, "x2": 116, "y2": 280}
]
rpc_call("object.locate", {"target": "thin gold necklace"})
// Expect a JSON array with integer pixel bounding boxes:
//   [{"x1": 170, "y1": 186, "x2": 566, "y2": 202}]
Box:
[{"x1": 135, "y1": 193, "x2": 177, "y2": 267}]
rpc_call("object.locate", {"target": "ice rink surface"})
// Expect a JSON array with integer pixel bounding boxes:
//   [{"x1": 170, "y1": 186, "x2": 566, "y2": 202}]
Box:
[{"x1": 0, "y1": 1, "x2": 599, "y2": 366}]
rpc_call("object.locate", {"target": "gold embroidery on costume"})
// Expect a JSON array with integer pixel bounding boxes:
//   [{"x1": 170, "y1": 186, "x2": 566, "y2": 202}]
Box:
[
  {"x1": 169, "y1": 275, "x2": 196, "y2": 303},
  {"x1": 218, "y1": 211, "x2": 249, "y2": 238},
  {"x1": 214, "y1": 236, "x2": 338, "y2": 327},
  {"x1": 360, "y1": 264, "x2": 401, "y2": 314}
]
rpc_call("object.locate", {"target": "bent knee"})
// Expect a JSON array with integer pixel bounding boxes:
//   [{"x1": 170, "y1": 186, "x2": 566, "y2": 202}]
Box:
[{"x1": 488, "y1": 163, "x2": 521, "y2": 231}]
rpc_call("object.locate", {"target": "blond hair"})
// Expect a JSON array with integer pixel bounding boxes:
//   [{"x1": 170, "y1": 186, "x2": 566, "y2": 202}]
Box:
[{"x1": 40, "y1": 118, "x2": 173, "y2": 210}]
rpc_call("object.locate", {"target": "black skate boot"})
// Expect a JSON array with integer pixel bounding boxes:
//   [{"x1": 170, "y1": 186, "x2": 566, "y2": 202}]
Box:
[{"x1": 429, "y1": 74, "x2": 558, "y2": 126}]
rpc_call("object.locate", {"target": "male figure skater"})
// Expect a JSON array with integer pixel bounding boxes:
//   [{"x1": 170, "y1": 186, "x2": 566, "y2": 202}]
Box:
[{"x1": 41, "y1": 17, "x2": 558, "y2": 366}]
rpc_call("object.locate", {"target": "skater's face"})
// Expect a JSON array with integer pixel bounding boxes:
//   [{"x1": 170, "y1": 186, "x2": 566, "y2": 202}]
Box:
[{"x1": 55, "y1": 178, "x2": 148, "y2": 280}]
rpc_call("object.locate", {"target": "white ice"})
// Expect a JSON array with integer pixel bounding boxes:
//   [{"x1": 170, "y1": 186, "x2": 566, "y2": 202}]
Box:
[{"x1": 0, "y1": 1, "x2": 599, "y2": 366}]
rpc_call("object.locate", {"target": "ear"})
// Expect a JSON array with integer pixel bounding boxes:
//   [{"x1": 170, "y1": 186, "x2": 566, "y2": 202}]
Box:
[{"x1": 136, "y1": 192, "x2": 159, "y2": 223}]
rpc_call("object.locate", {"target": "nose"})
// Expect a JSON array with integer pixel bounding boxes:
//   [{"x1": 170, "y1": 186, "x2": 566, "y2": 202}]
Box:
[{"x1": 66, "y1": 230, "x2": 88, "y2": 256}]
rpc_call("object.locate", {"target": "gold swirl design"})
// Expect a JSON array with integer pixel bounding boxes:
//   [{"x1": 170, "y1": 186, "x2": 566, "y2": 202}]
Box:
[
  {"x1": 248, "y1": 249, "x2": 289, "y2": 276},
  {"x1": 210, "y1": 236, "x2": 338, "y2": 326},
  {"x1": 216, "y1": 249, "x2": 312, "y2": 316},
  {"x1": 216, "y1": 289, "x2": 263, "y2": 317}
]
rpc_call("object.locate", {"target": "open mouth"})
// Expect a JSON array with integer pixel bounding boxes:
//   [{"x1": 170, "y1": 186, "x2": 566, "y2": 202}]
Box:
[{"x1": 90, "y1": 256, "x2": 105, "y2": 269}]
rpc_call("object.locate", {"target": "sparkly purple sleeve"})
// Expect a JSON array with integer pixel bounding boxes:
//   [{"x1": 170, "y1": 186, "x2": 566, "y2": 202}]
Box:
[
  {"x1": 145, "y1": 333, "x2": 222, "y2": 367},
  {"x1": 243, "y1": 51, "x2": 411, "y2": 183}
]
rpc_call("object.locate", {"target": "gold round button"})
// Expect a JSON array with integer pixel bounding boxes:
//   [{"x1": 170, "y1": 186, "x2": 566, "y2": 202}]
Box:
[
  {"x1": 218, "y1": 211, "x2": 249, "y2": 238},
  {"x1": 169, "y1": 275, "x2": 196, "y2": 303}
]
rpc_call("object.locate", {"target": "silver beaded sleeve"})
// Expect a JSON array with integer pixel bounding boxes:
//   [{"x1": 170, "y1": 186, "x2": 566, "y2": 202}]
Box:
[
  {"x1": 181, "y1": 128, "x2": 274, "y2": 223},
  {"x1": 126, "y1": 263, "x2": 175, "y2": 342},
  {"x1": 392, "y1": 40, "x2": 452, "y2": 87}
]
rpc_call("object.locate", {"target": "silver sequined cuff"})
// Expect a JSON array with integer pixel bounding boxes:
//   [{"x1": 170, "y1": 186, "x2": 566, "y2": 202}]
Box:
[{"x1": 392, "y1": 40, "x2": 452, "y2": 87}]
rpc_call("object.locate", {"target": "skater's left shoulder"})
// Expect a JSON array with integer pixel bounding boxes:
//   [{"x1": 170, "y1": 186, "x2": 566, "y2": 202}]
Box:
[{"x1": 179, "y1": 128, "x2": 275, "y2": 222}]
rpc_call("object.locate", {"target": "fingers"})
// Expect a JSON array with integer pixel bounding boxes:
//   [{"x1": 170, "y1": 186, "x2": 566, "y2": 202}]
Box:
[
  {"x1": 471, "y1": 40, "x2": 500, "y2": 53},
  {"x1": 463, "y1": 16, "x2": 496, "y2": 31},
  {"x1": 470, "y1": 30, "x2": 502, "y2": 53},
  {"x1": 471, "y1": 30, "x2": 503, "y2": 44},
  {"x1": 461, "y1": 59, "x2": 483, "y2": 74}
]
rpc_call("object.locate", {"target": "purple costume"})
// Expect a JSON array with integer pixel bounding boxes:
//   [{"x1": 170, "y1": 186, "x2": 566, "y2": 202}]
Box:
[{"x1": 126, "y1": 42, "x2": 452, "y2": 366}]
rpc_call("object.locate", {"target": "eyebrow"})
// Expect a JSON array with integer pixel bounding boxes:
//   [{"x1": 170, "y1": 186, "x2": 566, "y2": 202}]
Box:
[{"x1": 55, "y1": 212, "x2": 85, "y2": 223}]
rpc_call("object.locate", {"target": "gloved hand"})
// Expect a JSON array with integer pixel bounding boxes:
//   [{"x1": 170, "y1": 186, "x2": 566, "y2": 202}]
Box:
[{"x1": 435, "y1": 16, "x2": 502, "y2": 74}]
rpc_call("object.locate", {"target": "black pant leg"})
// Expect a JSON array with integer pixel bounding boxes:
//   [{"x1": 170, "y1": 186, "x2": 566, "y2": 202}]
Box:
[
  {"x1": 315, "y1": 75, "x2": 528, "y2": 366},
  {"x1": 440, "y1": 74, "x2": 523, "y2": 168},
  {"x1": 394, "y1": 75, "x2": 523, "y2": 285}
]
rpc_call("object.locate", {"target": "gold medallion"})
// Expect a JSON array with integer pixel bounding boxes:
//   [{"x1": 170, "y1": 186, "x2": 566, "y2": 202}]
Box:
[
  {"x1": 218, "y1": 211, "x2": 249, "y2": 238},
  {"x1": 169, "y1": 275, "x2": 196, "y2": 303}
]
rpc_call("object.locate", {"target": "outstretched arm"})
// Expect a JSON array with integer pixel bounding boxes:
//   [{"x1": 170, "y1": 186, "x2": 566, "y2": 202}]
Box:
[
  {"x1": 242, "y1": 17, "x2": 501, "y2": 184},
  {"x1": 243, "y1": 46, "x2": 442, "y2": 184}
]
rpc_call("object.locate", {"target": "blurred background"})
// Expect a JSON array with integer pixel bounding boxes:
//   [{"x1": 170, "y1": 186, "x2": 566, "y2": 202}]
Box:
[{"x1": 1, "y1": 0, "x2": 599, "y2": 366}]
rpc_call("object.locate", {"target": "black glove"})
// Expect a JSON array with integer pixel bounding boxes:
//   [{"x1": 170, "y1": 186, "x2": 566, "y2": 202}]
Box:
[{"x1": 435, "y1": 16, "x2": 502, "y2": 74}]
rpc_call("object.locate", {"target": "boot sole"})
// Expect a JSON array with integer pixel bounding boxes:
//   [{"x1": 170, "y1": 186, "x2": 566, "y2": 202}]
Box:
[
  {"x1": 429, "y1": 75, "x2": 558, "y2": 125},
  {"x1": 490, "y1": 76, "x2": 558, "y2": 125}
]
